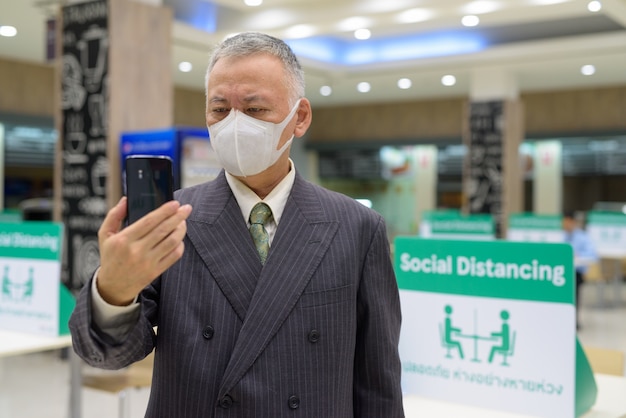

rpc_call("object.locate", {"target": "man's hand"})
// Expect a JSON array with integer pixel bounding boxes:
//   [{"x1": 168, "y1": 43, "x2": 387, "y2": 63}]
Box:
[{"x1": 96, "y1": 197, "x2": 192, "y2": 306}]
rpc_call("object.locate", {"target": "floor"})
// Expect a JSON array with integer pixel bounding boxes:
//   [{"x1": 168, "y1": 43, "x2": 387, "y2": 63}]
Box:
[{"x1": 0, "y1": 282, "x2": 625, "y2": 418}]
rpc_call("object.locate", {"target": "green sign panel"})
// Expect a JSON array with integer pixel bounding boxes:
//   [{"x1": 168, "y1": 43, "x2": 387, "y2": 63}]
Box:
[
  {"x1": 0, "y1": 222, "x2": 74, "y2": 336},
  {"x1": 395, "y1": 238, "x2": 574, "y2": 304},
  {"x1": 0, "y1": 222, "x2": 62, "y2": 260}
]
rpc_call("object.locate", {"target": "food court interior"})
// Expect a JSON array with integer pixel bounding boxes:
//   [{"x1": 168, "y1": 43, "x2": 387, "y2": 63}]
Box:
[{"x1": 1, "y1": 0, "x2": 626, "y2": 417}]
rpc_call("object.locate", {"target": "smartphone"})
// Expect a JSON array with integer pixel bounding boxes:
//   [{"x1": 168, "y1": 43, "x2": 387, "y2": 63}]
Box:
[{"x1": 125, "y1": 155, "x2": 174, "y2": 224}]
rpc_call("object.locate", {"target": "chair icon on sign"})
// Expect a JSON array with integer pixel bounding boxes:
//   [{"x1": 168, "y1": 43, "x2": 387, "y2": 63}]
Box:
[
  {"x1": 439, "y1": 305, "x2": 464, "y2": 359},
  {"x1": 490, "y1": 331, "x2": 516, "y2": 366},
  {"x1": 439, "y1": 323, "x2": 456, "y2": 358},
  {"x1": 488, "y1": 310, "x2": 516, "y2": 366}
]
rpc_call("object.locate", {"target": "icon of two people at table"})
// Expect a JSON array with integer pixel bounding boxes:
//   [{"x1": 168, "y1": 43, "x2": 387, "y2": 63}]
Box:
[{"x1": 439, "y1": 305, "x2": 516, "y2": 366}]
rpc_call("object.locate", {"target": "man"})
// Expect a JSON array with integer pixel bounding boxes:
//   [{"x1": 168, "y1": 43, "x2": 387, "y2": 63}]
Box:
[
  {"x1": 69, "y1": 32, "x2": 404, "y2": 417},
  {"x1": 562, "y1": 210, "x2": 597, "y2": 329}
]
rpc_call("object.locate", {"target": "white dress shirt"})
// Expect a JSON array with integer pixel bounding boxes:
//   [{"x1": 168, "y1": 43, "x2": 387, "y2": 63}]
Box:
[{"x1": 91, "y1": 161, "x2": 296, "y2": 340}]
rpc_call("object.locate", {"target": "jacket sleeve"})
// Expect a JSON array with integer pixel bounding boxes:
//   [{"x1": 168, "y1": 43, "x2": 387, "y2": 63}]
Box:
[
  {"x1": 68, "y1": 275, "x2": 159, "y2": 370},
  {"x1": 353, "y1": 215, "x2": 405, "y2": 417}
]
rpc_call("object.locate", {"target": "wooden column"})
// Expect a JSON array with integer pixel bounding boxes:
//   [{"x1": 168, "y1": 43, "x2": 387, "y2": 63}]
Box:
[{"x1": 107, "y1": 0, "x2": 173, "y2": 204}]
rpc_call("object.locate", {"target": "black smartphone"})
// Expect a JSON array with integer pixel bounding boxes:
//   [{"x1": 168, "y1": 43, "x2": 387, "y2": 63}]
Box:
[{"x1": 125, "y1": 155, "x2": 174, "y2": 224}]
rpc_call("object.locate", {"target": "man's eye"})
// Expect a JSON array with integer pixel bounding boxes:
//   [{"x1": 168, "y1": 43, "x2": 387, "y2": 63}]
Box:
[
  {"x1": 212, "y1": 108, "x2": 230, "y2": 113},
  {"x1": 246, "y1": 108, "x2": 263, "y2": 114}
]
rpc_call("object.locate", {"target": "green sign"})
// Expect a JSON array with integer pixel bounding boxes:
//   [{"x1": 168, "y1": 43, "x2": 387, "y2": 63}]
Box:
[
  {"x1": 508, "y1": 213, "x2": 562, "y2": 230},
  {"x1": 587, "y1": 211, "x2": 626, "y2": 225},
  {"x1": 507, "y1": 213, "x2": 564, "y2": 243},
  {"x1": 395, "y1": 237, "x2": 587, "y2": 418},
  {"x1": 0, "y1": 222, "x2": 75, "y2": 336},
  {"x1": 0, "y1": 222, "x2": 62, "y2": 260},
  {"x1": 396, "y1": 238, "x2": 574, "y2": 304},
  {"x1": 587, "y1": 211, "x2": 626, "y2": 257},
  {"x1": 420, "y1": 211, "x2": 494, "y2": 239}
]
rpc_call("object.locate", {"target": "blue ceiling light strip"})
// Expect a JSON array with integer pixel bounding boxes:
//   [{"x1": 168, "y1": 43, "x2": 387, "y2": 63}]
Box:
[
  {"x1": 287, "y1": 32, "x2": 486, "y2": 66},
  {"x1": 165, "y1": 0, "x2": 218, "y2": 33},
  {"x1": 285, "y1": 36, "x2": 344, "y2": 63}
]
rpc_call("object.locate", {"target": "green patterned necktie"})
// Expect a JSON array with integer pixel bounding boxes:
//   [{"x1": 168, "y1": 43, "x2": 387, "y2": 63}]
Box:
[{"x1": 249, "y1": 202, "x2": 272, "y2": 265}]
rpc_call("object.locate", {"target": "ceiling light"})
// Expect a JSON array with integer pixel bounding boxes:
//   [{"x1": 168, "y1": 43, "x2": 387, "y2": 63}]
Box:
[
  {"x1": 397, "y1": 78, "x2": 412, "y2": 89},
  {"x1": 244, "y1": 0, "x2": 262, "y2": 6},
  {"x1": 178, "y1": 61, "x2": 192, "y2": 73},
  {"x1": 397, "y1": 8, "x2": 434, "y2": 24},
  {"x1": 320, "y1": 85, "x2": 332, "y2": 96},
  {"x1": 0, "y1": 26, "x2": 17, "y2": 37},
  {"x1": 284, "y1": 24, "x2": 316, "y2": 39},
  {"x1": 441, "y1": 75, "x2": 457, "y2": 86},
  {"x1": 462, "y1": 15, "x2": 480, "y2": 27},
  {"x1": 354, "y1": 28, "x2": 371, "y2": 40},
  {"x1": 587, "y1": 1, "x2": 602, "y2": 12},
  {"x1": 581, "y1": 64, "x2": 596, "y2": 76},
  {"x1": 337, "y1": 16, "x2": 371, "y2": 32},
  {"x1": 357, "y1": 82, "x2": 371, "y2": 93}
]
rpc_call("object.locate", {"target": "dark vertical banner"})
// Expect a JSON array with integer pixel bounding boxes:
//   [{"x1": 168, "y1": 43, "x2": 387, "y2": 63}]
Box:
[
  {"x1": 466, "y1": 101, "x2": 504, "y2": 235},
  {"x1": 61, "y1": 0, "x2": 109, "y2": 290}
]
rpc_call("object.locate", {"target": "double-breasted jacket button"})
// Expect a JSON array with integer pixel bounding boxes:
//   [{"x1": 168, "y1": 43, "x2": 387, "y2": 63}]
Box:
[
  {"x1": 90, "y1": 351, "x2": 103, "y2": 363},
  {"x1": 307, "y1": 329, "x2": 320, "y2": 343},
  {"x1": 288, "y1": 395, "x2": 300, "y2": 409},
  {"x1": 202, "y1": 325, "x2": 215, "y2": 340},
  {"x1": 219, "y1": 394, "x2": 233, "y2": 409}
]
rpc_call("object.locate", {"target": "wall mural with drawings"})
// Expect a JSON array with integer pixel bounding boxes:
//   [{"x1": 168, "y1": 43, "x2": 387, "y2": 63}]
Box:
[
  {"x1": 61, "y1": 0, "x2": 108, "y2": 290},
  {"x1": 466, "y1": 101, "x2": 504, "y2": 237}
]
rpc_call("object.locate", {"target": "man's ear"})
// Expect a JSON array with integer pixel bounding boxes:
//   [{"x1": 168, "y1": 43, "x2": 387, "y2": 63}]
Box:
[{"x1": 294, "y1": 98, "x2": 313, "y2": 138}]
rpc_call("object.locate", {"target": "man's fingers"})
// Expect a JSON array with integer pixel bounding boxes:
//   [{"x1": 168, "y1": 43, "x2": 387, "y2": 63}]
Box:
[
  {"x1": 147, "y1": 215, "x2": 188, "y2": 262},
  {"x1": 98, "y1": 197, "x2": 127, "y2": 242},
  {"x1": 138, "y1": 204, "x2": 192, "y2": 249},
  {"x1": 125, "y1": 200, "x2": 182, "y2": 241}
]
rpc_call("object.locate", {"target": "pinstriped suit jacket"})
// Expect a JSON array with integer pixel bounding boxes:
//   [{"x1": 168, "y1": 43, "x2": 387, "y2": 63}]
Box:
[{"x1": 69, "y1": 170, "x2": 404, "y2": 417}]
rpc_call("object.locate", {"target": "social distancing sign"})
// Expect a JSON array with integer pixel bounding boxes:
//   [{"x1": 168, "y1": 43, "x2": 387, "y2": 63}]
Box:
[
  {"x1": 0, "y1": 222, "x2": 75, "y2": 337},
  {"x1": 395, "y1": 238, "x2": 581, "y2": 417}
]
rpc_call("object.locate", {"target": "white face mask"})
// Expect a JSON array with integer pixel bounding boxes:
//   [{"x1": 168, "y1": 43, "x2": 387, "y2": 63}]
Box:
[{"x1": 208, "y1": 100, "x2": 301, "y2": 177}]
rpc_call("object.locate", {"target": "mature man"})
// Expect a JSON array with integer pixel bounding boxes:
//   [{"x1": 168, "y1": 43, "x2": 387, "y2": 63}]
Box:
[{"x1": 69, "y1": 32, "x2": 404, "y2": 417}]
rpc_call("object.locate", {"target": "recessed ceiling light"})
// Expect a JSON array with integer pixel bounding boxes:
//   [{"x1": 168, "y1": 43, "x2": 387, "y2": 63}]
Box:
[
  {"x1": 337, "y1": 16, "x2": 371, "y2": 32},
  {"x1": 462, "y1": 15, "x2": 480, "y2": 27},
  {"x1": 0, "y1": 26, "x2": 17, "y2": 37},
  {"x1": 581, "y1": 64, "x2": 596, "y2": 76},
  {"x1": 357, "y1": 82, "x2": 371, "y2": 93},
  {"x1": 441, "y1": 75, "x2": 457, "y2": 86},
  {"x1": 178, "y1": 61, "x2": 192, "y2": 73},
  {"x1": 284, "y1": 24, "x2": 316, "y2": 39},
  {"x1": 587, "y1": 1, "x2": 602, "y2": 12},
  {"x1": 397, "y1": 8, "x2": 434, "y2": 24},
  {"x1": 397, "y1": 78, "x2": 412, "y2": 90},
  {"x1": 244, "y1": 0, "x2": 262, "y2": 6},
  {"x1": 320, "y1": 85, "x2": 332, "y2": 96},
  {"x1": 354, "y1": 28, "x2": 371, "y2": 40}
]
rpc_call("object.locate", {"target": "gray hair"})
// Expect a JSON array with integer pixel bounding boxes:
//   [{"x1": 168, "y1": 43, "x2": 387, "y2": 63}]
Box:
[{"x1": 205, "y1": 32, "x2": 305, "y2": 104}]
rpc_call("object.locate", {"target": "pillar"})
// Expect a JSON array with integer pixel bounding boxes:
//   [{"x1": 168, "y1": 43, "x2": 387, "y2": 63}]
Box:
[
  {"x1": 463, "y1": 67, "x2": 524, "y2": 238},
  {"x1": 54, "y1": 0, "x2": 173, "y2": 290},
  {"x1": 413, "y1": 145, "x2": 437, "y2": 226},
  {"x1": 533, "y1": 141, "x2": 562, "y2": 214}
]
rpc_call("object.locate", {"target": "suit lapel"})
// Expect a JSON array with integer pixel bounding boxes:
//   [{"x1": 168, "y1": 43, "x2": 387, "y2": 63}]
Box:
[
  {"x1": 218, "y1": 173, "x2": 339, "y2": 396},
  {"x1": 184, "y1": 173, "x2": 261, "y2": 322}
]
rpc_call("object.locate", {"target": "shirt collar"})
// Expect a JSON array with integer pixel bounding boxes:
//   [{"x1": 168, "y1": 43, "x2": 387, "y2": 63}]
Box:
[{"x1": 225, "y1": 159, "x2": 296, "y2": 225}]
